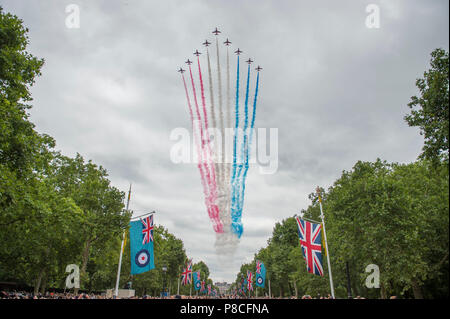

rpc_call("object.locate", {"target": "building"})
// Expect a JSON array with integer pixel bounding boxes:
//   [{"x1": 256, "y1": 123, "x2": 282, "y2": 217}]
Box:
[{"x1": 215, "y1": 282, "x2": 231, "y2": 295}]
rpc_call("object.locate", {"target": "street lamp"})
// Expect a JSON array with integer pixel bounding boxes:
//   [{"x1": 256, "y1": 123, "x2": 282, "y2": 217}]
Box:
[{"x1": 162, "y1": 265, "x2": 167, "y2": 298}]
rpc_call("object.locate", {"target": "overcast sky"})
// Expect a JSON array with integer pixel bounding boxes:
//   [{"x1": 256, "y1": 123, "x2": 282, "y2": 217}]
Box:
[{"x1": 1, "y1": 0, "x2": 448, "y2": 283}]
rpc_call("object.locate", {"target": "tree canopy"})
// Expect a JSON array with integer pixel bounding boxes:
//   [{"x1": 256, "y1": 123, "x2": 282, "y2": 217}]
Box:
[
  {"x1": 0, "y1": 6, "x2": 215, "y2": 296},
  {"x1": 405, "y1": 48, "x2": 449, "y2": 164}
]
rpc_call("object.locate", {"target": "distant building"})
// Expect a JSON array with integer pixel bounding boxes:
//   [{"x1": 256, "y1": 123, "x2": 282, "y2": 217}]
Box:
[{"x1": 215, "y1": 282, "x2": 231, "y2": 295}]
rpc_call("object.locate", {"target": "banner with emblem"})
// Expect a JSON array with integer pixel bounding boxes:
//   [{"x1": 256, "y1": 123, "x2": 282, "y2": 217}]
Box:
[
  {"x1": 255, "y1": 260, "x2": 266, "y2": 288},
  {"x1": 193, "y1": 271, "x2": 201, "y2": 291},
  {"x1": 130, "y1": 214, "x2": 155, "y2": 275}
]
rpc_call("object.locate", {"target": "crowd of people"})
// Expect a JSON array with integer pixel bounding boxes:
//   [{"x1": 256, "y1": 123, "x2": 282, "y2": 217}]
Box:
[{"x1": 0, "y1": 290, "x2": 384, "y2": 299}]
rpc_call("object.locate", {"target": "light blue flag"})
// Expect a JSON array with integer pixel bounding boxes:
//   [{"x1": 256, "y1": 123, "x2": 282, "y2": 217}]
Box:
[
  {"x1": 193, "y1": 271, "x2": 201, "y2": 291},
  {"x1": 255, "y1": 260, "x2": 266, "y2": 288},
  {"x1": 130, "y1": 214, "x2": 155, "y2": 275}
]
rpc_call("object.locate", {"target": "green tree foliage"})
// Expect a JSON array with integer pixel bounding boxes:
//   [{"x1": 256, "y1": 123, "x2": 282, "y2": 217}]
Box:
[
  {"x1": 236, "y1": 159, "x2": 448, "y2": 299},
  {"x1": 0, "y1": 7, "x2": 220, "y2": 297},
  {"x1": 405, "y1": 48, "x2": 449, "y2": 164},
  {"x1": 326, "y1": 159, "x2": 448, "y2": 299}
]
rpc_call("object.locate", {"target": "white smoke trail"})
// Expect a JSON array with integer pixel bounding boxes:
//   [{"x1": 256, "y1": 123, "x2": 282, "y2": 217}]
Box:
[
  {"x1": 215, "y1": 37, "x2": 229, "y2": 236},
  {"x1": 213, "y1": 36, "x2": 240, "y2": 256},
  {"x1": 206, "y1": 46, "x2": 219, "y2": 189}
]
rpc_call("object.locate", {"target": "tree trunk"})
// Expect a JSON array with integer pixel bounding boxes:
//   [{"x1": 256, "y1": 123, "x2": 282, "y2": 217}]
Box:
[
  {"x1": 34, "y1": 245, "x2": 51, "y2": 295},
  {"x1": 40, "y1": 269, "x2": 48, "y2": 294},
  {"x1": 293, "y1": 281, "x2": 298, "y2": 298},
  {"x1": 75, "y1": 238, "x2": 92, "y2": 294},
  {"x1": 411, "y1": 278, "x2": 423, "y2": 299},
  {"x1": 380, "y1": 282, "x2": 387, "y2": 299},
  {"x1": 34, "y1": 267, "x2": 45, "y2": 295}
]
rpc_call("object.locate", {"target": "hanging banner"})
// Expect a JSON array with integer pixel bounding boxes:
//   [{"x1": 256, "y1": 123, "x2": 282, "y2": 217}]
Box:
[{"x1": 130, "y1": 214, "x2": 155, "y2": 275}]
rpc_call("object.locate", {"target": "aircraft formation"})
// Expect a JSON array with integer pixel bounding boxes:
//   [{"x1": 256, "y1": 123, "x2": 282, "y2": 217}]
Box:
[
  {"x1": 177, "y1": 27, "x2": 262, "y2": 244},
  {"x1": 177, "y1": 27, "x2": 262, "y2": 74}
]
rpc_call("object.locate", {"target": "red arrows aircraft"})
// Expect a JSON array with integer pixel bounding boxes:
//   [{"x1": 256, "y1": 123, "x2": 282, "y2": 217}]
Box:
[
  {"x1": 224, "y1": 38, "x2": 231, "y2": 46},
  {"x1": 255, "y1": 65, "x2": 262, "y2": 72},
  {"x1": 246, "y1": 58, "x2": 253, "y2": 64},
  {"x1": 202, "y1": 40, "x2": 211, "y2": 47},
  {"x1": 235, "y1": 48, "x2": 243, "y2": 55},
  {"x1": 185, "y1": 59, "x2": 192, "y2": 65},
  {"x1": 194, "y1": 50, "x2": 201, "y2": 56},
  {"x1": 178, "y1": 67, "x2": 185, "y2": 73},
  {"x1": 212, "y1": 27, "x2": 221, "y2": 35}
]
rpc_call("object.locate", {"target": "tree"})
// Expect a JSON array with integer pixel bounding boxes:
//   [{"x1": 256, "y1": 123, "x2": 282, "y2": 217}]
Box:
[
  {"x1": 325, "y1": 159, "x2": 448, "y2": 298},
  {"x1": 405, "y1": 48, "x2": 449, "y2": 164},
  {"x1": 0, "y1": 6, "x2": 49, "y2": 176},
  {"x1": 235, "y1": 159, "x2": 448, "y2": 299},
  {"x1": 193, "y1": 261, "x2": 210, "y2": 281},
  {"x1": 51, "y1": 154, "x2": 128, "y2": 292}
]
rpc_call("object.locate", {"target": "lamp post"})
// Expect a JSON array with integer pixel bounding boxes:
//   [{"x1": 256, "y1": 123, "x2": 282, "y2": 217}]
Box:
[{"x1": 162, "y1": 265, "x2": 167, "y2": 298}]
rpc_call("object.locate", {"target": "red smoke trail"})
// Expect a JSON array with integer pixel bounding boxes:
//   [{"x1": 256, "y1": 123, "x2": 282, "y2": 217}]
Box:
[
  {"x1": 189, "y1": 64, "x2": 223, "y2": 233},
  {"x1": 196, "y1": 57, "x2": 223, "y2": 233},
  {"x1": 181, "y1": 74, "x2": 214, "y2": 223},
  {"x1": 197, "y1": 56, "x2": 218, "y2": 198}
]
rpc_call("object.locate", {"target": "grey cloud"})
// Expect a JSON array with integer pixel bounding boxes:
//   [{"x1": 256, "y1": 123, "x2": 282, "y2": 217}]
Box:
[{"x1": 1, "y1": 0, "x2": 448, "y2": 283}]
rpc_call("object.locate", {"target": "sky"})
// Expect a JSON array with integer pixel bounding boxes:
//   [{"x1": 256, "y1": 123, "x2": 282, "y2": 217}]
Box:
[{"x1": 1, "y1": 0, "x2": 448, "y2": 283}]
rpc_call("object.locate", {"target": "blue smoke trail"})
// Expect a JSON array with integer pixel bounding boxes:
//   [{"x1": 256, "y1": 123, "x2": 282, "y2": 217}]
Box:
[
  {"x1": 237, "y1": 71, "x2": 260, "y2": 213},
  {"x1": 230, "y1": 55, "x2": 242, "y2": 237},
  {"x1": 233, "y1": 64, "x2": 251, "y2": 220}
]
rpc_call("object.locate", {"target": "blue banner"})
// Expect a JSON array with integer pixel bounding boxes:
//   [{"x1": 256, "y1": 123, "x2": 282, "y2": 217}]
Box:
[
  {"x1": 193, "y1": 271, "x2": 201, "y2": 291},
  {"x1": 130, "y1": 215, "x2": 155, "y2": 275},
  {"x1": 255, "y1": 260, "x2": 266, "y2": 288}
]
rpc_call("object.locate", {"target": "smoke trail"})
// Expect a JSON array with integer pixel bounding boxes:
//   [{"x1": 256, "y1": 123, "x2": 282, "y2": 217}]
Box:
[
  {"x1": 197, "y1": 56, "x2": 222, "y2": 233},
  {"x1": 206, "y1": 47, "x2": 219, "y2": 190},
  {"x1": 230, "y1": 55, "x2": 242, "y2": 237},
  {"x1": 230, "y1": 63, "x2": 250, "y2": 238},
  {"x1": 214, "y1": 41, "x2": 238, "y2": 257},
  {"x1": 237, "y1": 71, "x2": 260, "y2": 213},
  {"x1": 181, "y1": 74, "x2": 214, "y2": 227},
  {"x1": 216, "y1": 38, "x2": 225, "y2": 181},
  {"x1": 225, "y1": 45, "x2": 231, "y2": 190},
  {"x1": 189, "y1": 65, "x2": 223, "y2": 233},
  {"x1": 215, "y1": 37, "x2": 230, "y2": 240},
  {"x1": 205, "y1": 47, "x2": 223, "y2": 232},
  {"x1": 234, "y1": 64, "x2": 251, "y2": 212}
]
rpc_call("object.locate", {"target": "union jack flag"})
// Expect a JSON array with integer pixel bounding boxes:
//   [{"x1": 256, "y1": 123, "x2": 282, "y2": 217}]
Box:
[
  {"x1": 201, "y1": 280, "x2": 205, "y2": 293},
  {"x1": 140, "y1": 215, "x2": 154, "y2": 245},
  {"x1": 181, "y1": 259, "x2": 193, "y2": 285},
  {"x1": 247, "y1": 270, "x2": 253, "y2": 291},
  {"x1": 295, "y1": 216, "x2": 323, "y2": 276},
  {"x1": 256, "y1": 260, "x2": 262, "y2": 274}
]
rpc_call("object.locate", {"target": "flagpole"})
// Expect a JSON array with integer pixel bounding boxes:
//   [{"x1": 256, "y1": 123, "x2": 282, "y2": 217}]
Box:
[
  {"x1": 114, "y1": 183, "x2": 132, "y2": 297},
  {"x1": 316, "y1": 186, "x2": 335, "y2": 299}
]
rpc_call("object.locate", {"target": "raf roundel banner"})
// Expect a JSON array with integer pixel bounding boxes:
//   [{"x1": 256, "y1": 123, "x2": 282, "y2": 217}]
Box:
[
  {"x1": 255, "y1": 260, "x2": 266, "y2": 288},
  {"x1": 130, "y1": 214, "x2": 155, "y2": 275}
]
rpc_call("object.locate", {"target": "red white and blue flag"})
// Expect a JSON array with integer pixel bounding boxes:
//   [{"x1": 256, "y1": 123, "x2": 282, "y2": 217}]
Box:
[
  {"x1": 141, "y1": 215, "x2": 154, "y2": 245},
  {"x1": 247, "y1": 270, "x2": 253, "y2": 291},
  {"x1": 201, "y1": 280, "x2": 206, "y2": 293},
  {"x1": 295, "y1": 216, "x2": 324, "y2": 276},
  {"x1": 181, "y1": 259, "x2": 193, "y2": 285}
]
